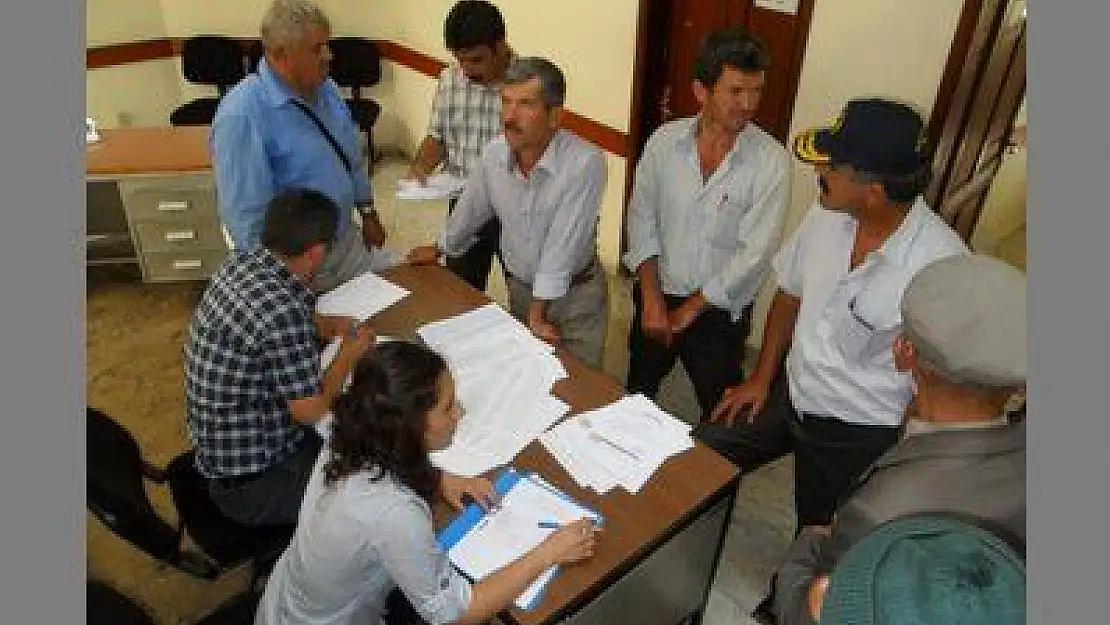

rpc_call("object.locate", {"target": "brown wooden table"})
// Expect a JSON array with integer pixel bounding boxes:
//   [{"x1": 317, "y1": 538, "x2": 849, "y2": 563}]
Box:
[{"x1": 374, "y1": 264, "x2": 742, "y2": 625}]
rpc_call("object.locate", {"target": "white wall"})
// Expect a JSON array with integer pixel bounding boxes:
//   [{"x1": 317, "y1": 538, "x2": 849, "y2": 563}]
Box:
[{"x1": 86, "y1": 0, "x2": 181, "y2": 128}]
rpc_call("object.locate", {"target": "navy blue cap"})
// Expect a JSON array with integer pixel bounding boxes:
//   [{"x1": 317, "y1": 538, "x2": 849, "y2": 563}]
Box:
[{"x1": 794, "y1": 98, "x2": 928, "y2": 177}]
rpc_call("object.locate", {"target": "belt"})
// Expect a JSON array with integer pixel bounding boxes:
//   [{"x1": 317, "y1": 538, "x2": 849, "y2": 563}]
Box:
[
  {"x1": 511, "y1": 258, "x2": 599, "y2": 289},
  {"x1": 211, "y1": 469, "x2": 267, "y2": 490}
]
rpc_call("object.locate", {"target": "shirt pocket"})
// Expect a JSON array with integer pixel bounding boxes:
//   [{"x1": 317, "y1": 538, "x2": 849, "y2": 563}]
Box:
[
  {"x1": 832, "y1": 290, "x2": 901, "y2": 365},
  {"x1": 708, "y1": 192, "x2": 750, "y2": 250}
]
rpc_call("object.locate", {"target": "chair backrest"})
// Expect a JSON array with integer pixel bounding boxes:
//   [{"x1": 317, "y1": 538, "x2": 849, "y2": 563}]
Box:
[
  {"x1": 86, "y1": 407, "x2": 181, "y2": 560},
  {"x1": 193, "y1": 591, "x2": 262, "y2": 625},
  {"x1": 247, "y1": 40, "x2": 265, "y2": 75},
  {"x1": 165, "y1": 450, "x2": 294, "y2": 572},
  {"x1": 87, "y1": 580, "x2": 157, "y2": 625},
  {"x1": 181, "y1": 35, "x2": 247, "y2": 92},
  {"x1": 328, "y1": 37, "x2": 382, "y2": 98}
]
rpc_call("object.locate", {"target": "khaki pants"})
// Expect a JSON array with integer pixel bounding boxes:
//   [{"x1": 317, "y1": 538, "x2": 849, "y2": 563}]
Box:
[{"x1": 505, "y1": 257, "x2": 608, "y2": 369}]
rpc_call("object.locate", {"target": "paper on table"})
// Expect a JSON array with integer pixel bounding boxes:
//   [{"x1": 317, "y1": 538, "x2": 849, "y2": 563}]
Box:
[
  {"x1": 540, "y1": 394, "x2": 695, "y2": 494},
  {"x1": 315, "y1": 271, "x2": 410, "y2": 322},
  {"x1": 446, "y1": 474, "x2": 599, "y2": 610},
  {"x1": 396, "y1": 173, "x2": 466, "y2": 201}
]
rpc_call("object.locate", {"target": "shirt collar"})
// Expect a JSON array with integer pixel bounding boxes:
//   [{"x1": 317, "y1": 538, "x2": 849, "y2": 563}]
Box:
[
  {"x1": 676, "y1": 115, "x2": 750, "y2": 166},
  {"x1": 505, "y1": 129, "x2": 566, "y2": 178},
  {"x1": 257, "y1": 246, "x2": 317, "y2": 306},
  {"x1": 258, "y1": 57, "x2": 323, "y2": 109},
  {"x1": 872, "y1": 196, "x2": 932, "y2": 264}
]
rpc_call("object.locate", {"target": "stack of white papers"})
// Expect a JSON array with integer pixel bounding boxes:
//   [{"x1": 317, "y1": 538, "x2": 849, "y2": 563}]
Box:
[
  {"x1": 419, "y1": 304, "x2": 570, "y2": 477},
  {"x1": 539, "y1": 394, "x2": 695, "y2": 494},
  {"x1": 396, "y1": 173, "x2": 466, "y2": 201},
  {"x1": 446, "y1": 473, "x2": 600, "y2": 610},
  {"x1": 315, "y1": 270, "x2": 410, "y2": 322}
]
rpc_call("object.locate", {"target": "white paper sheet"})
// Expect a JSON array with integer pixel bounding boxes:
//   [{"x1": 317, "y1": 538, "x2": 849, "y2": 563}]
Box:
[
  {"x1": 314, "y1": 271, "x2": 410, "y2": 322},
  {"x1": 396, "y1": 173, "x2": 466, "y2": 201},
  {"x1": 540, "y1": 394, "x2": 695, "y2": 494},
  {"x1": 447, "y1": 474, "x2": 599, "y2": 610}
]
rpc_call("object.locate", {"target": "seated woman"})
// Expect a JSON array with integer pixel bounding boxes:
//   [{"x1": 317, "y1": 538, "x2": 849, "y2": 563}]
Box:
[{"x1": 255, "y1": 340, "x2": 599, "y2": 625}]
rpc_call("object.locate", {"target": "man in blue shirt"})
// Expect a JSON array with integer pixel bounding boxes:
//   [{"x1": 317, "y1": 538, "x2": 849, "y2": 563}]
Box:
[{"x1": 210, "y1": 0, "x2": 399, "y2": 293}]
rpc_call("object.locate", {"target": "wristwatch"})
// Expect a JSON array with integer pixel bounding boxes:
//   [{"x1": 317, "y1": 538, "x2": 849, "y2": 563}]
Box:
[{"x1": 356, "y1": 201, "x2": 377, "y2": 219}]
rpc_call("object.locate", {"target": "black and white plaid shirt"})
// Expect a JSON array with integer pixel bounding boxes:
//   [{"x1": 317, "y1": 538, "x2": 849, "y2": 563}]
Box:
[
  {"x1": 426, "y1": 54, "x2": 515, "y2": 179},
  {"x1": 184, "y1": 246, "x2": 321, "y2": 478}
]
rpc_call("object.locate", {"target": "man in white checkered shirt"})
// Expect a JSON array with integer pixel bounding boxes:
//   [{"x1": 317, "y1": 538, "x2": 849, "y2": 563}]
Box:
[
  {"x1": 408, "y1": 0, "x2": 515, "y2": 293},
  {"x1": 184, "y1": 188, "x2": 375, "y2": 527}
]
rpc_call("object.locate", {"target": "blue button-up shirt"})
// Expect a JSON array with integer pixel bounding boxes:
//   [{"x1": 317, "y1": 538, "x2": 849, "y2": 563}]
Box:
[{"x1": 210, "y1": 58, "x2": 371, "y2": 249}]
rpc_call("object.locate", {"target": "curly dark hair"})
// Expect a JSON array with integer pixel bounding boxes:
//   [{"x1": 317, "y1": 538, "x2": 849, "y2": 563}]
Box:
[{"x1": 323, "y1": 340, "x2": 448, "y2": 503}]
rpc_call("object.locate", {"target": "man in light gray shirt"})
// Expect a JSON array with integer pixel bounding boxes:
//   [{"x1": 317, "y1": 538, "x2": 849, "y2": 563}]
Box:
[
  {"x1": 409, "y1": 57, "x2": 609, "y2": 368},
  {"x1": 623, "y1": 27, "x2": 791, "y2": 421}
]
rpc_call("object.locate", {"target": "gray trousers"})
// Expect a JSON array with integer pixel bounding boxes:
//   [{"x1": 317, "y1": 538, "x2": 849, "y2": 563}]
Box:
[
  {"x1": 506, "y1": 257, "x2": 608, "y2": 369},
  {"x1": 310, "y1": 219, "x2": 401, "y2": 294}
]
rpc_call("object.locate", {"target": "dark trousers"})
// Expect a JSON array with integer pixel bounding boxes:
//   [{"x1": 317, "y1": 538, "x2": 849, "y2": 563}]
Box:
[
  {"x1": 693, "y1": 371, "x2": 901, "y2": 528},
  {"x1": 206, "y1": 430, "x2": 323, "y2": 527},
  {"x1": 626, "y1": 288, "x2": 752, "y2": 422},
  {"x1": 445, "y1": 198, "x2": 503, "y2": 292}
]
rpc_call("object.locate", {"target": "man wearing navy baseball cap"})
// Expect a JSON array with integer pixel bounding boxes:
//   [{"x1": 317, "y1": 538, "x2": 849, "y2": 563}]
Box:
[{"x1": 695, "y1": 97, "x2": 970, "y2": 623}]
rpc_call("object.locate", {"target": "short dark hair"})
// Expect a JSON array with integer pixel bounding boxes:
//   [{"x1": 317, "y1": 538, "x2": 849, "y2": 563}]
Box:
[
  {"x1": 444, "y1": 0, "x2": 505, "y2": 51},
  {"x1": 261, "y1": 188, "x2": 339, "y2": 256},
  {"x1": 504, "y1": 57, "x2": 566, "y2": 109},
  {"x1": 692, "y1": 27, "x2": 770, "y2": 88},
  {"x1": 324, "y1": 341, "x2": 450, "y2": 504}
]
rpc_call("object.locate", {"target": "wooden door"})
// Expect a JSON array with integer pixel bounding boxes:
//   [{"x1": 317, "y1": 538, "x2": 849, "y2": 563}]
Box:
[{"x1": 630, "y1": 0, "x2": 816, "y2": 160}]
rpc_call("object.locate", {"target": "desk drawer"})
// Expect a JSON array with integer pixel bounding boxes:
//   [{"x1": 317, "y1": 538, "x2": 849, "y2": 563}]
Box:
[
  {"x1": 141, "y1": 249, "x2": 228, "y2": 282},
  {"x1": 133, "y1": 218, "x2": 227, "y2": 254},
  {"x1": 118, "y1": 175, "x2": 217, "y2": 223}
]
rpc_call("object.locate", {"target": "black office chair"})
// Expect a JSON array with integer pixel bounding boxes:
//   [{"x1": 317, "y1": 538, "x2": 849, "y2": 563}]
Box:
[
  {"x1": 87, "y1": 579, "x2": 157, "y2": 625},
  {"x1": 193, "y1": 590, "x2": 262, "y2": 625},
  {"x1": 170, "y1": 35, "x2": 248, "y2": 126},
  {"x1": 246, "y1": 39, "x2": 265, "y2": 75},
  {"x1": 86, "y1": 406, "x2": 294, "y2": 592},
  {"x1": 328, "y1": 37, "x2": 383, "y2": 162}
]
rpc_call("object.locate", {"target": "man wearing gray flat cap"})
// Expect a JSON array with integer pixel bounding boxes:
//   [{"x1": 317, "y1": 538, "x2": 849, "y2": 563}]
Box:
[{"x1": 773, "y1": 253, "x2": 1027, "y2": 625}]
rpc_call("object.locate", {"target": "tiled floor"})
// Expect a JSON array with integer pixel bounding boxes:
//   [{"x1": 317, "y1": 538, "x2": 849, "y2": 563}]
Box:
[{"x1": 370, "y1": 157, "x2": 797, "y2": 625}]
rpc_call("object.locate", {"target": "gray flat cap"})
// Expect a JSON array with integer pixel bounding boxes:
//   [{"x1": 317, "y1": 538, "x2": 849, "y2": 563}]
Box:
[{"x1": 901, "y1": 254, "x2": 1026, "y2": 387}]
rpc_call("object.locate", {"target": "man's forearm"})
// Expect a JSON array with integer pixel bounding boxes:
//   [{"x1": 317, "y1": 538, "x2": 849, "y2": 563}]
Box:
[
  {"x1": 411, "y1": 136, "x2": 444, "y2": 177},
  {"x1": 528, "y1": 298, "x2": 550, "y2": 324},
  {"x1": 635, "y1": 258, "x2": 664, "y2": 299},
  {"x1": 750, "y1": 290, "x2": 801, "y2": 385}
]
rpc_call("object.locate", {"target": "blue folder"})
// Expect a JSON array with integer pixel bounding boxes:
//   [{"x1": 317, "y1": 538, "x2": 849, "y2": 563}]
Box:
[{"x1": 435, "y1": 466, "x2": 604, "y2": 611}]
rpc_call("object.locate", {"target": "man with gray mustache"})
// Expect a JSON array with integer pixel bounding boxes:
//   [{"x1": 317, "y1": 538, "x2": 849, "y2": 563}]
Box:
[{"x1": 408, "y1": 57, "x2": 609, "y2": 369}]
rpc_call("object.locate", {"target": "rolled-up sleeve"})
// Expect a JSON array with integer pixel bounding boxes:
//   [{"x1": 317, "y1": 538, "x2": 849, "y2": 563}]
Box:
[
  {"x1": 426, "y1": 69, "x2": 450, "y2": 142},
  {"x1": 211, "y1": 113, "x2": 275, "y2": 250},
  {"x1": 373, "y1": 504, "x2": 473, "y2": 625},
  {"x1": 702, "y1": 148, "x2": 791, "y2": 315},
  {"x1": 772, "y1": 202, "x2": 821, "y2": 298},
  {"x1": 622, "y1": 136, "x2": 662, "y2": 274},
  {"x1": 533, "y1": 150, "x2": 607, "y2": 300}
]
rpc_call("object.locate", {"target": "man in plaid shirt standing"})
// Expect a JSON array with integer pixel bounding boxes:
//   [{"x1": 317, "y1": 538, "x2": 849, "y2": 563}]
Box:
[
  {"x1": 408, "y1": 0, "x2": 515, "y2": 293},
  {"x1": 184, "y1": 188, "x2": 375, "y2": 527}
]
